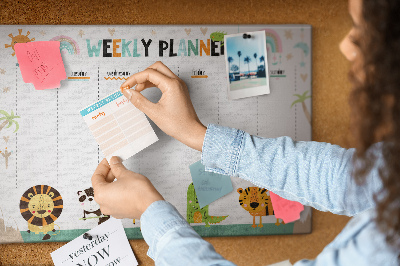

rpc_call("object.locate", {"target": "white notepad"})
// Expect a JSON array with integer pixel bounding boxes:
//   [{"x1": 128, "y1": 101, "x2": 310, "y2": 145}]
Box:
[{"x1": 80, "y1": 90, "x2": 158, "y2": 161}]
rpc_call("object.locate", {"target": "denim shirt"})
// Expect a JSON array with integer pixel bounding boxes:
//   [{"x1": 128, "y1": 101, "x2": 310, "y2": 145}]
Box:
[{"x1": 140, "y1": 124, "x2": 399, "y2": 265}]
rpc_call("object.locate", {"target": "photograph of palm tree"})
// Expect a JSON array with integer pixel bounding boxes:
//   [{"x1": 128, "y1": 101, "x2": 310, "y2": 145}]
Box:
[{"x1": 224, "y1": 30, "x2": 270, "y2": 100}]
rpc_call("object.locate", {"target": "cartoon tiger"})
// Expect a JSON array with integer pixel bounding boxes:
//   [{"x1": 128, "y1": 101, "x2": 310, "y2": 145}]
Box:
[
  {"x1": 237, "y1": 187, "x2": 283, "y2": 228},
  {"x1": 19, "y1": 185, "x2": 63, "y2": 240}
]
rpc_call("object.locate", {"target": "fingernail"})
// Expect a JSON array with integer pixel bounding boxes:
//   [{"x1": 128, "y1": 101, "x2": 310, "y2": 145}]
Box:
[
  {"x1": 110, "y1": 156, "x2": 122, "y2": 165},
  {"x1": 123, "y1": 89, "x2": 133, "y2": 100},
  {"x1": 120, "y1": 85, "x2": 130, "y2": 92}
]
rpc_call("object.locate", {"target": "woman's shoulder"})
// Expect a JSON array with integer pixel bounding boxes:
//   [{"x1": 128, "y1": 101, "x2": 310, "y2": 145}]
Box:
[{"x1": 320, "y1": 209, "x2": 399, "y2": 265}]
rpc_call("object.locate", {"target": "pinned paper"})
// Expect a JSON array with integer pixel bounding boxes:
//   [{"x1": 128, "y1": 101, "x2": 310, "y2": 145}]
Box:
[
  {"x1": 51, "y1": 218, "x2": 138, "y2": 266},
  {"x1": 189, "y1": 160, "x2": 233, "y2": 208},
  {"x1": 80, "y1": 91, "x2": 158, "y2": 162},
  {"x1": 269, "y1": 191, "x2": 304, "y2": 223},
  {"x1": 14, "y1": 41, "x2": 66, "y2": 90}
]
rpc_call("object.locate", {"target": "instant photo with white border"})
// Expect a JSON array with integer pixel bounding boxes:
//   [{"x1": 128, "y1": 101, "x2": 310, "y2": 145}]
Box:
[{"x1": 224, "y1": 30, "x2": 270, "y2": 100}]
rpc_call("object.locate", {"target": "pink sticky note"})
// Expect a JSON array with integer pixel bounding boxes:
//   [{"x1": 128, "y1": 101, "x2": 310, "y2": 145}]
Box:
[
  {"x1": 270, "y1": 191, "x2": 304, "y2": 223},
  {"x1": 14, "y1": 41, "x2": 66, "y2": 90}
]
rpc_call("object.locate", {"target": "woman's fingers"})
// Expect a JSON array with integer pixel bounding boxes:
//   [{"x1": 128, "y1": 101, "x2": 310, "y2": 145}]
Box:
[
  {"x1": 146, "y1": 61, "x2": 178, "y2": 79},
  {"x1": 91, "y1": 159, "x2": 110, "y2": 190},
  {"x1": 109, "y1": 156, "x2": 131, "y2": 179},
  {"x1": 135, "y1": 81, "x2": 156, "y2": 92},
  {"x1": 122, "y1": 89, "x2": 159, "y2": 118},
  {"x1": 105, "y1": 169, "x2": 116, "y2": 183},
  {"x1": 120, "y1": 68, "x2": 174, "y2": 93}
]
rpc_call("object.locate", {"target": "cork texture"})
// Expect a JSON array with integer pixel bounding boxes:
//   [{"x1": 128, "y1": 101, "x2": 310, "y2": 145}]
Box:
[{"x1": 0, "y1": 0, "x2": 352, "y2": 265}]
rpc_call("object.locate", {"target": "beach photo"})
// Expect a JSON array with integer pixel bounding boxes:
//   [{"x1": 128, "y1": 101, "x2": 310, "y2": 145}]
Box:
[{"x1": 224, "y1": 30, "x2": 270, "y2": 100}]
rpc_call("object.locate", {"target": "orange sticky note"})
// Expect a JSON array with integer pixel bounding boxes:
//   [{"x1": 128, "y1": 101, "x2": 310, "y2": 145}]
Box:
[
  {"x1": 269, "y1": 191, "x2": 304, "y2": 223},
  {"x1": 14, "y1": 41, "x2": 66, "y2": 90}
]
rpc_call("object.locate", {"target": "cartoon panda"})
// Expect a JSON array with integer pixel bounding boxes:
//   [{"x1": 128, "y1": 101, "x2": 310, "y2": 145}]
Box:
[{"x1": 77, "y1": 187, "x2": 109, "y2": 225}]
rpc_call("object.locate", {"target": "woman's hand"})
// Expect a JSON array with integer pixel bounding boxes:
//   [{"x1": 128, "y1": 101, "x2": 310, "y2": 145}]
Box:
[
  {"x1": 120, "y1": 61, "x2": 206, "y2": 151},
  {"x1": 91, "y1": 157, "x2": 164, "y2": 219}
]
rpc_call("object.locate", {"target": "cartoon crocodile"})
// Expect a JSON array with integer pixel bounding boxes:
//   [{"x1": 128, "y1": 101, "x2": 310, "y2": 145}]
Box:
[
  {"x1": 187, "y1": 182, "x2": 228, "y2": 227},
  {"x1": 210, "y1": 31, "x2": 227, "y2": 46}
]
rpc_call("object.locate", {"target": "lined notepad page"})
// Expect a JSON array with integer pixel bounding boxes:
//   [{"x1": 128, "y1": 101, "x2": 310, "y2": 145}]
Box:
[{"x1": 80, "y1": 91, "x2": 158, "y2": 161}]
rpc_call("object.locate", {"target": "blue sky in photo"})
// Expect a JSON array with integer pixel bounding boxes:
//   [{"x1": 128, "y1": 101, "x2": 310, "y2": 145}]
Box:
[{"x1": 226, "y1": 34, "x2": 267, "y2": 73}]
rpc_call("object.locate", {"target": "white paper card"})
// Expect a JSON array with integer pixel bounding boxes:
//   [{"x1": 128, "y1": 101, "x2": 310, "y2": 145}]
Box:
[
  {"x1": 224, "y1": 30, "x2": 270, "y2": 100},
  {"x1": 80, "y1": 90, "x2": 158, "y2": 162},
  {"x1": 267, "y1": 260, "x2": 293, "y2": 266},
  {"x1": 51, "y1": 218, "x2": 138, "y2": 266}
]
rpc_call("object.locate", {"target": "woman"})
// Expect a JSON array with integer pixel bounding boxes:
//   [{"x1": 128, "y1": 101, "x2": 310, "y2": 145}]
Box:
[{"x1": 91, "y1": 0, "x2": 400, "y2": 264}]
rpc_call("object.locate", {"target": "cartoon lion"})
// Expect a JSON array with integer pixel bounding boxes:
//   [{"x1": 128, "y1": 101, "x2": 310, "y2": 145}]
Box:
[
  {"x1": 237, "y1": 187, "x2": 283, "y2": 228},
  {"x1": 19, "y1": 185, "x2": 63, "y2": 240}
]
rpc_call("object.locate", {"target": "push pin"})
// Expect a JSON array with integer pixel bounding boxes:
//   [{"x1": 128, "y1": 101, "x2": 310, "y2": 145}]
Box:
[
  {"x1": 83, "y1": 233, "x2": 94, "y2": 240},
  {"x1": 243, "y1": 33, "x2": 252, "y2": 39}
]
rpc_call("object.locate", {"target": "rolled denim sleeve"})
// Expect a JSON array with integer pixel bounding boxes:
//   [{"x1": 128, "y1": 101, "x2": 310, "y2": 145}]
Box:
[
  {"x1": 201, "y1": 124, "x2": 383, "y2": 216},
  {"x1": 140, "y1": 200, "x2": 236, "y2": 266}
]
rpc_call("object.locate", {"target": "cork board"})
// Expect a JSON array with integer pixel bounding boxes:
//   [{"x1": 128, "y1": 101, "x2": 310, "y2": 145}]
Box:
[{"x1": 0, "y1": 0, "x2": 352, "y2": 265}]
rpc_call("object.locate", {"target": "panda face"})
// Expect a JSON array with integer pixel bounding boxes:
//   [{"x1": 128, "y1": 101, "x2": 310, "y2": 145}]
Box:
[{"x1": 78, "y1": 188, "x2": 100, "y2": 212}]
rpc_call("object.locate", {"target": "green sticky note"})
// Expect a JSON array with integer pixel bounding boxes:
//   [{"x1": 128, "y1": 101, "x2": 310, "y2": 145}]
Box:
[{"x1": 189, "y1": 160, "x2": 233, "y2": 208}]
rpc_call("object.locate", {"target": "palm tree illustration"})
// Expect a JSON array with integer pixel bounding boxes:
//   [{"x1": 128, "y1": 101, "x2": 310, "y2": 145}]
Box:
[
  {"x1": 259, "y1": 56, "x2": 265, "y2": 76},
  {"x1": 291, "y1": 91, "x2": 311, "y2": 125},
  {"x1": 253, "y1": 53, "x2": 258, "y2": 74},
  {"x1": 227, "y1": 56, "x2": 233, "y2": 72},
  {"x1": 259, "y1": 56, "x2": 265, "y2": 68},
  {"x1": 0, "y1": 110, "x2": 20, "y2": 133},
  {"x1": 0, "y1": 147, "x2": 12, "y2": 169},
  {"x1": 237, "y1": 51, "x2": 242, "y2": 78},
  {"x1": 227, "y1": 56, "x2": 234, "y2": 83},
  {"x1": 244, "y1": 56, "x2": 251, "y2": 78}
]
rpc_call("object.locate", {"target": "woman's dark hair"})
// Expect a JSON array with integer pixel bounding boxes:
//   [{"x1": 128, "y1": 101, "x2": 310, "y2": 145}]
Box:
[{"x1": 349, "y1": 0, "x2": 400, "y2": 256}]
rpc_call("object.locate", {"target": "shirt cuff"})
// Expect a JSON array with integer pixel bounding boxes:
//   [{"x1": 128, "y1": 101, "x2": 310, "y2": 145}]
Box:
[
  {"x1": 201, "y1": 124, "x2": 245, "y2": 176},
  {"x1": 140, "y1": 200, "x2": 191, "y2": 260}
]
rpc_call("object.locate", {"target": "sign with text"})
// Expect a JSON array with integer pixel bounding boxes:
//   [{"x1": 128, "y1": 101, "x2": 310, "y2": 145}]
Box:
[{"x1": 51, "y1": 218, "x2": 138, "y2": 266}]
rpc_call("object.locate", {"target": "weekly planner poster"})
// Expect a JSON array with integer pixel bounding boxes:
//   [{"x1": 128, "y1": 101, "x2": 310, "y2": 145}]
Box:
[{"x1": 0, "y1": 25, "x2": 312, "y2": 243}]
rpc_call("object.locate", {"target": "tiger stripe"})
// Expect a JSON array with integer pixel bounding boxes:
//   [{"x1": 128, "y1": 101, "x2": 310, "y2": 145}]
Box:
[
  {"x1": 28, "y1": 215, "x2": 34, "y2": 224},
  {"x1": 20, "y1": 208, "x2": 29, "y2": 213},
  {"x1": 41, "y1": 185, "x2": 44, "y2": 194},
  {"x1": 52, "y1": 196, "x2": 62, "y2": 202},
  {"x1": 20, "y1": 211, "x2": 32, "y2": 222},
  {"x1": 45, "y1": 215, "x2": 54, "y2": 225},
  {"x1": 53, "y1": 205, "x2": 63, "y2": 208},
  {"x1": 46, "y1": 186, "x2": 51, "y2": 195},
  {"x1": 42, "y1": 218, "x2": 47, "y2": 226},
  {"x1": 20, "y1": 196, "x2": 29, "y2": 203},
  {"x1": 50, "y1": 214, "x2": 57, "y2": 222},
  {"x1": 33, "y1": 186, "x2": 37, "y2": 195},
  {"x1": 31, "y1": 216, "x2": 42, "y2": 226}
]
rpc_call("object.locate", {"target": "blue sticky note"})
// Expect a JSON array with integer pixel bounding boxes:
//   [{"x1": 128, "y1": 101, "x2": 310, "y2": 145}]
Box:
[{"x1": 189, "y1": 160, "x2": 233, "y2": 208}]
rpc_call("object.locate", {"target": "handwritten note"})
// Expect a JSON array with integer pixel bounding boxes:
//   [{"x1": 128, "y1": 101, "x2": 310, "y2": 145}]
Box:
[
  {"x1": 189, "y1": 160, "x2": 233, "y2": 208},
  {"x1": 80, "y1": 91, "x2": 158, "y2": 162},
  {"x1": 14, "y1": 41, "x2": 66, "y2": 90},
  {"x1": 269, "y1": 191, "x2": 304, "y2": 223},
  {"x1": 51, "y1": 218, "x2": 138, "y2": 266}
]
